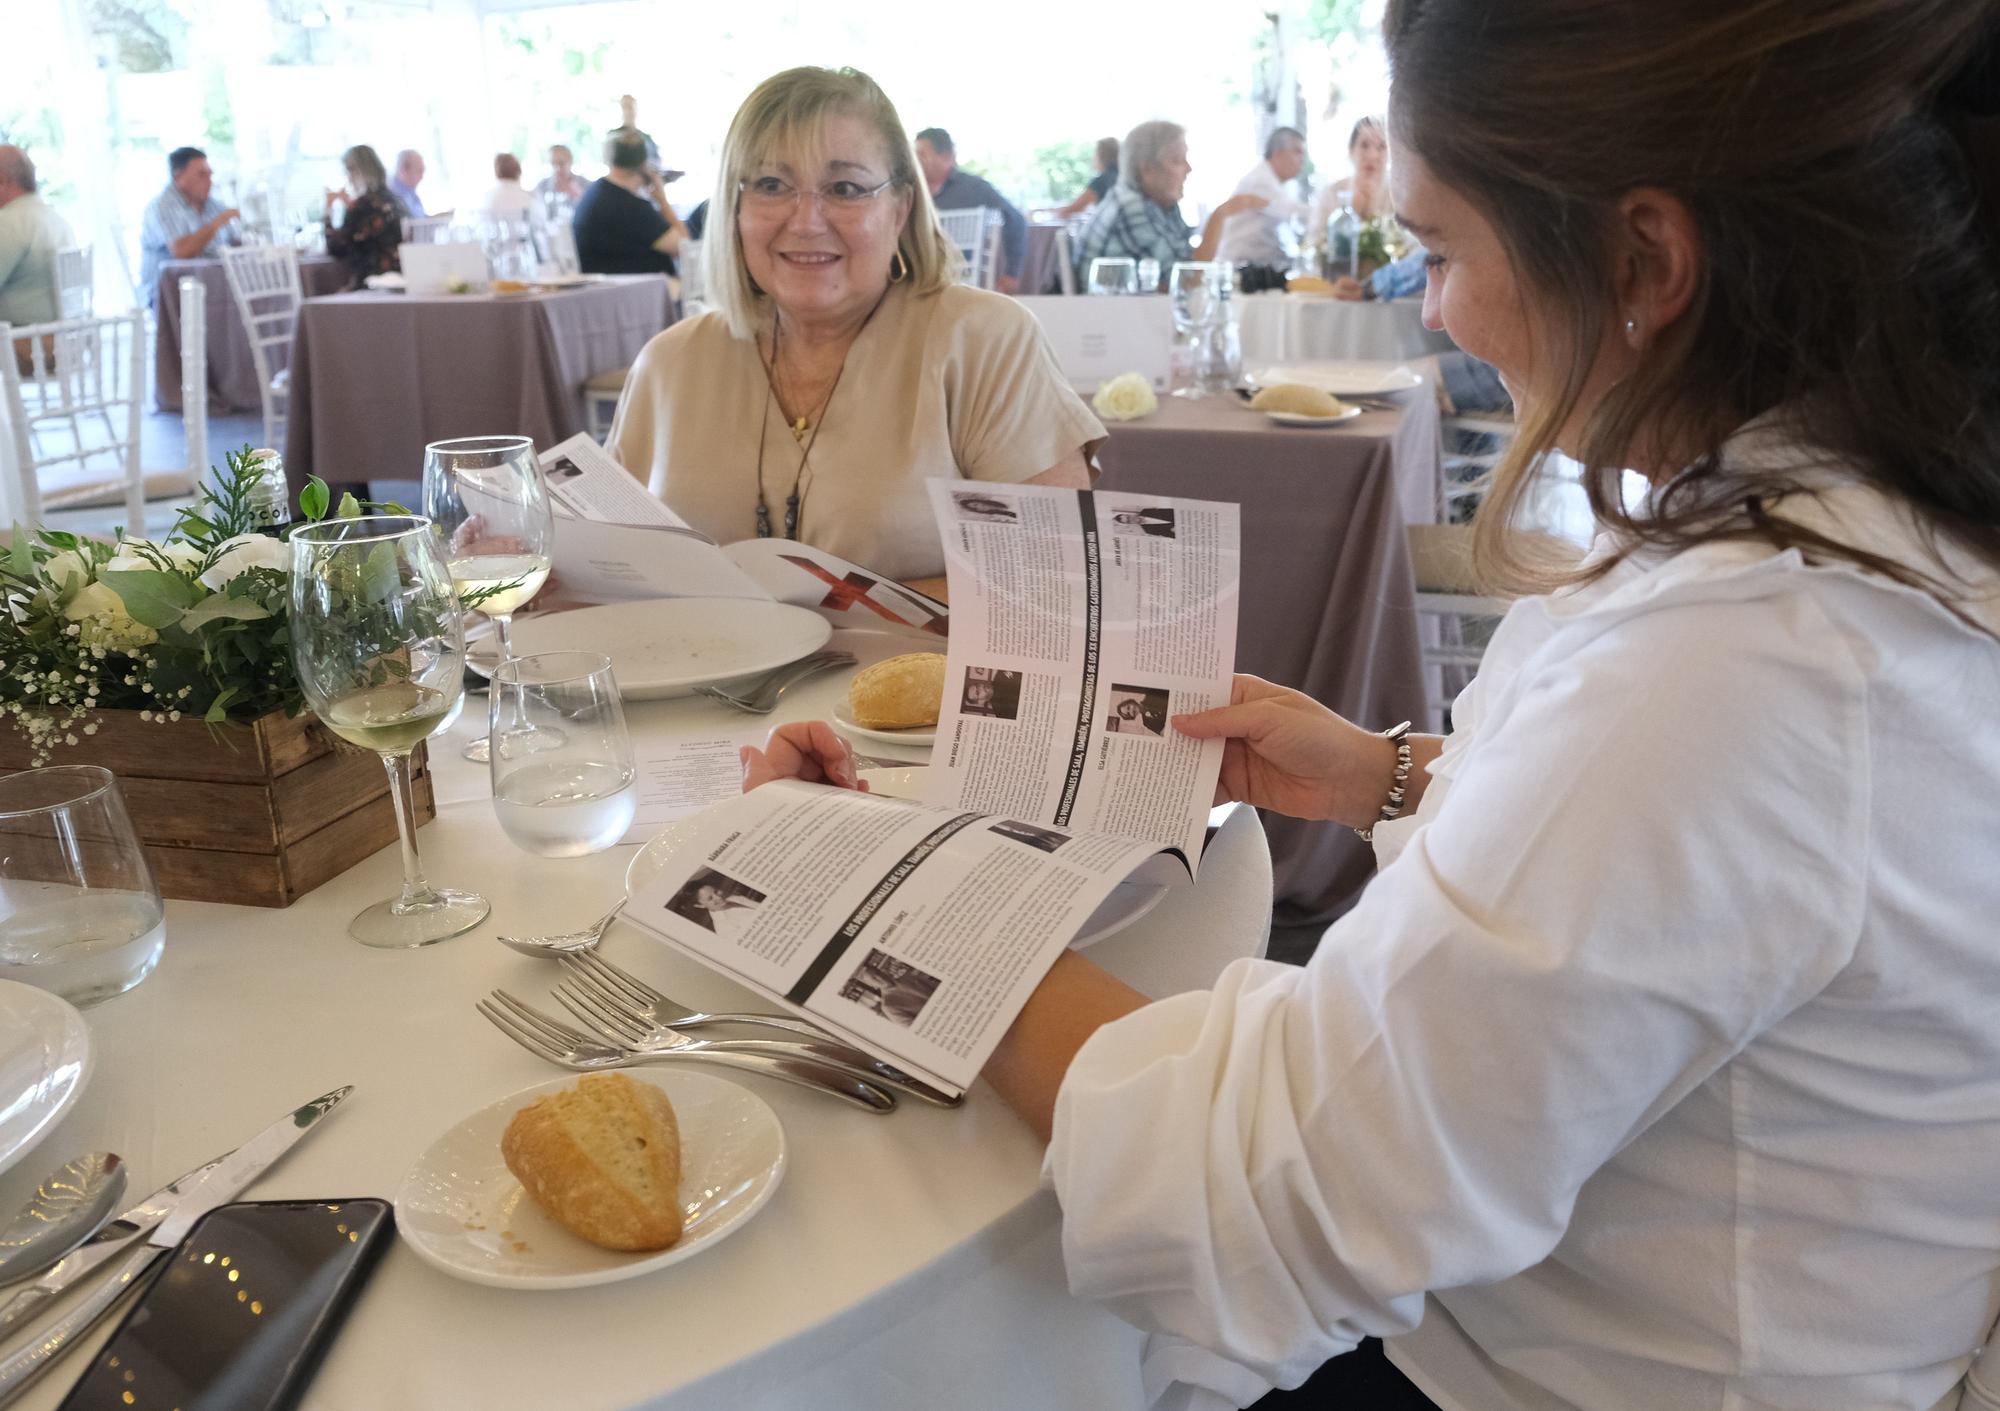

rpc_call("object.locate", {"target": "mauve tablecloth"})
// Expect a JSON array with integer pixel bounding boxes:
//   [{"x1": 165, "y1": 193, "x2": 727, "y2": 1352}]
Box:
[
  {"x1": 1237, "y1": 291, "x2": 1456, "y2": 367},
  {"x1": 1098, "y1": 392, "x2": 1441, "y2": 926},
  {"x1": 155, "y1": 254, "x2": 348, "y2": 414},
  {"x1": 1022, "y1": 222, "x2": 1069, "y2": 295},
  {"x1": 282, "y1": 274, "x2": 672, "y2": 490}
]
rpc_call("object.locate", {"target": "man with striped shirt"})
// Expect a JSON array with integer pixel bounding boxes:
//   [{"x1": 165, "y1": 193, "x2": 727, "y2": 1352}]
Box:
[{"x1": 138, "y1": 146, "x2": 238, "y2": 308}]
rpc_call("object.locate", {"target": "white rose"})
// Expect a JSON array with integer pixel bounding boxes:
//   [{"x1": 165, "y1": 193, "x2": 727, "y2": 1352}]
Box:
[
  {"x1": 104, "y1": 538, "x2": 204, "y2": 575},
  {"x1": 199, "y1": 534, "x2": 290, "y2": 591},
  {"x1": 1091, "y1": 372, "x2": 1159, "y2": 422},
  {"x1": 61, "y1": 581, "x2": 157, "y2": 650},
  {"x1": 43, "y1": 549, "x2": 91, "y2": 592}
]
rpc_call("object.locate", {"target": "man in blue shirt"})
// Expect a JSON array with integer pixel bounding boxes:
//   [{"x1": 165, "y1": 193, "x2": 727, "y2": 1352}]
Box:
[
  {"x1": 389, "y1": 150, "x2": 429, "y2": 218},
  {"x1": 913, "y1": 128, "x2": 1027, "y2": 294},
  {"x1": 138, "y1": 146, "x2": 238, "y2": 308}
]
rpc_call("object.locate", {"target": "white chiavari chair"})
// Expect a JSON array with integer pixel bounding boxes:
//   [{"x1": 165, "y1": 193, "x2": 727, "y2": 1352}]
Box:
[
  {"x1": 936, "y1": 207, "x2": 999, "y2": 290},
  {"x1": 220, "y1": 244, "x2": 303, "y2": 452},
  {"x1": 55, "y1": 246, "x2": 93, "y2": 319},
  {"x1": 403, "y1": 216, "x2": 453, "y2": 245},
  {"x1": 0, "y1": 310, "x2": 147, "y2": 529}
]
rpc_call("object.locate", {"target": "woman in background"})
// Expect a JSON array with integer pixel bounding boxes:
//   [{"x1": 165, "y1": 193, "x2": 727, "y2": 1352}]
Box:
[
  {"x1": 1041, "y1": 135, "x2": 1122, "y2": 219},
  {"x1": 323, "y1": 144, "x2": 405, "y2": 288}
]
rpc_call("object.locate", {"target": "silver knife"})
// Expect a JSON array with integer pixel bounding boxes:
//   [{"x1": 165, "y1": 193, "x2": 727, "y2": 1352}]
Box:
[
  {"x1": 0, "y1": 1154, "x2": 227, "y2": 1337},
  {"x1": 0, "y1": 1086, "x2": 354, "y2": 1408}
]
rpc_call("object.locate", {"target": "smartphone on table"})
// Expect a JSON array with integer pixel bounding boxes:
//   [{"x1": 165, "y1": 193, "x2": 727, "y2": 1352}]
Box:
[{"x1": 56, "y1": 1198, "x2": 394, "y2": 1411}]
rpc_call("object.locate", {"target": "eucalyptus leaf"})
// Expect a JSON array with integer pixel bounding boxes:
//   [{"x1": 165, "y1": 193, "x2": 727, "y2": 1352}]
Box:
[
  {"x1": 97, "y1": 570, "x2": 199, "y2": 629},
  {"x1": 178, "y1": 595, "x2": 273, "y2": 631}
]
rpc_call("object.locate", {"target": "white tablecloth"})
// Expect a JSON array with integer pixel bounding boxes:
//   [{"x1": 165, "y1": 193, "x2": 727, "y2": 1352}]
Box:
[
  {"x1": 2, "y1": 625, "x2": 1274, "y2": 1411},
  {"x1": 1236, "y1": 292, "x2": 1455, "y2": 367}
]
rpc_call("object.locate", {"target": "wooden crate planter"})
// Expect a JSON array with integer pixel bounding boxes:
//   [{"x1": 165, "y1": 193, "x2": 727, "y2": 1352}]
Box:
[{"x1": 0, "y1": 710, "x2": 435, "y2": 908}]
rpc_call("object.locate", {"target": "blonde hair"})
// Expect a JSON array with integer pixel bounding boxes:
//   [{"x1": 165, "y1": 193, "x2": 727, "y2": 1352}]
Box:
[{"x1": 706, "y1": 66, "x2": 959, "y2": 340}]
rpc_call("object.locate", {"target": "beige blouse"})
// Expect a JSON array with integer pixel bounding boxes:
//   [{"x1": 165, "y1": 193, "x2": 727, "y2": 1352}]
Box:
[{"x1": 608, "y1": 282, "x2": 1105, "y2": 580}]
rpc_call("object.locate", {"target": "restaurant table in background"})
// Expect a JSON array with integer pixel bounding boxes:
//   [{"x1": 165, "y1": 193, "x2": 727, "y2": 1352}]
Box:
[
  {"x1": 282, "y1": 275, "x2": 672, "y2": 494},
  {"x1": 1237, "y1": 291, "x2": 1454, "y2": 367},
  {"x1": 1099, "y1": 393, "x2": 1439, "y2": 927},
  {"x1": 1021, "y1": 220, "x2": 1069, "y2": 295},
  {"x1": 1, "y1": 627, "x2": 1273, "y2": 1411},
  {"x1": 154, "y1": 254, "x2": 348, "y2": 414}
]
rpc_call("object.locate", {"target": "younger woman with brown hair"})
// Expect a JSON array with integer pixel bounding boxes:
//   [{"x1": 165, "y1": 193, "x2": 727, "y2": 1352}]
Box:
[{"x1": 752, "y1": 3, "x2": 2000, "y2": 1407}]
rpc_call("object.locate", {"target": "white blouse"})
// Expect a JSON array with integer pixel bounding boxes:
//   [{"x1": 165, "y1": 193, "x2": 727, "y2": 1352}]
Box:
[{"x1": 1044, "y1": 437, "x2": 2000, "y2": 1411}]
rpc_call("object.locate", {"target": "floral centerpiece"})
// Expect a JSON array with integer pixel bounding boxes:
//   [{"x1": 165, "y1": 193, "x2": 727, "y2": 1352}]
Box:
[{"x1": 0, "y1": 451, "x2": 401, "y2": 763}]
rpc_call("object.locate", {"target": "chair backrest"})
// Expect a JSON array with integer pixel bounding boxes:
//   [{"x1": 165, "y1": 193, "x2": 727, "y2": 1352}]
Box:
[
  {"x1": 403, "y1": 216, "x2": 453, "y2": 245},
  {"x1": 55, "y1": 246, "x2": 93, "y2": 319},
  {"x1": 936, "y1": 207, "x2": 998, "y2": 289},
  {"x1": 0, "y1": 310, "x2": 146, "y2": 527},
  {"x1": 220, "y1": 244, "x2": 303, "y2": 390},
  {"x1": 679, "y1": 239, "x2": 705, "y2": 310},
  {"x1": 1053, "y1": 228, "x2": 1078, "y2": 296},
  {"x1": 178, "y1": 275, "x2": 207, "y2": 487}
]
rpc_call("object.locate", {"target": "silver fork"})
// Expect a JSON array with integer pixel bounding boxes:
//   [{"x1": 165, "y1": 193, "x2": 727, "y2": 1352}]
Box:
[
  {"x1": 694, "y1": 650, "x2": 855, "y2": 713},
  {"x1": 554, "y1": 970, "x2": 962, "y2": 1108},
  {"x1": 562, "y1": 950, "x2": 843, "y2": 1044},
  {"x1": 477, "y1": 991, "x2": 896, "y2": 1113}
]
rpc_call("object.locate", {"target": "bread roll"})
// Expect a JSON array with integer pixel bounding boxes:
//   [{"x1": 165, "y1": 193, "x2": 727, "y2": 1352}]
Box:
[
  {"x1": 1286, "y1": 275, "x2": 1334, "y2": 294},
  {"x1": 848, "y1": 652, "x2": 947, "y2": 729},
  {"x1": 1250, "y1": 383, "x2": 1351, "y2": 417},
  {"x1": 501, "y1": 1073, "x2": 683, "y2": 1251}
]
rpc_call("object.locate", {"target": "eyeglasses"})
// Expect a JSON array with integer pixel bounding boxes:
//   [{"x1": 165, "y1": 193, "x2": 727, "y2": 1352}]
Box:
[{"x1": 737, "y1": 175, "x2": 898, "y2": 214}]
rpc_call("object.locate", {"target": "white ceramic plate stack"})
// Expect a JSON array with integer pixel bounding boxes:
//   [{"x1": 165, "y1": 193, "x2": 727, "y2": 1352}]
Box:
[
  {"x1": 508, "y1": 599, "x2": 834, "y2": 701},
  {"x1": 394, "y1": 1070, "x2": 786, "y2": 1289},
  {"x1": 0, "y1": 980, "x2": 94, "y2": 1178}
]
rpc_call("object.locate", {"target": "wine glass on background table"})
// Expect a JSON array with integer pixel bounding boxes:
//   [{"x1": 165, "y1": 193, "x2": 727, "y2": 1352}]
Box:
[
  {"x1": 289, "y1": 515, "x2": 490, "y2": 947},
  {"x1": 421, "y1": 436, "x2": 554, "y2": 764}
]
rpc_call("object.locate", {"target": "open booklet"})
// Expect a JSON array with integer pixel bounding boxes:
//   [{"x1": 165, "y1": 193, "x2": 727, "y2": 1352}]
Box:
[
  {"x1": 624, "y1": 480, "x2": 1241, "y2": 1097},
  {"x1": 537, "y1": 433, "x2": 946, "y2": 639}
]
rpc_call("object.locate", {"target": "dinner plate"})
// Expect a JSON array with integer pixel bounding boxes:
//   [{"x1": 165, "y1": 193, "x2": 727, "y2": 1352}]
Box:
[
  {"x1": 393, "y1": 1070, "x2": 785, "y2": 1290},
  {"x1": 508, "y1": 599, "x2": 833, "y2": 700},
  {"x1": 624, "y1": 773, "x2": 1169, "y2": 949},
  {"x1": 362, "y1": 272, "x2": 406, "y2": 292},
  {"x1": 831, "y1": 699, "x2": 938, "y2": 748},
  {"x1": 0, "y1": 980, "x2": 93, "y2": 1178},
  {"x1": 1252, "y1": 361, "x2": 1425, "y2": 397},
  {"x1": 1265, "y1": 407, "x2": 1363, "y2": 427}
]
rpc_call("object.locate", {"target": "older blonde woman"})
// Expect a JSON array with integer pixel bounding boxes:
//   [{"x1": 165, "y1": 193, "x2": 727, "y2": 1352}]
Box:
[{"x1": 609, "y1": 66, "x2": 1103, "y2": 582}]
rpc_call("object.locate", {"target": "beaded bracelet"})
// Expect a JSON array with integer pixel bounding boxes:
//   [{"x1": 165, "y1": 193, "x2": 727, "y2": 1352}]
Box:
[{"x1": 1354, "y1": 721, "x2": 1414, "y2": 843}]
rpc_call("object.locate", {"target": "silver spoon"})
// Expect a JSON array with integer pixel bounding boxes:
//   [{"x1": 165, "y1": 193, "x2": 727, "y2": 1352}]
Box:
[
  {"x1": 0, "y1": 1152, "x2": 127, "y2": 1287},
  {"x1": 495, "y1": 900, "x2": 626, "y2": 958}
]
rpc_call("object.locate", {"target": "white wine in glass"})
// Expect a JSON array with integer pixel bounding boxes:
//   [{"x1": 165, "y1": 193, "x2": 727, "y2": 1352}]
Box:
[
  {"x1": 423, "y1": 435, "x2": 555, "y2": 764},
  {"x1": 289, "y1": 515, "x2": 489, "y2": 948}
]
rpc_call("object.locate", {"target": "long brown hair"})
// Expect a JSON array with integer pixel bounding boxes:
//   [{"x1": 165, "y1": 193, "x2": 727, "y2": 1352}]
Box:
[{"x1": 1385, "y1": 0, "x2": 2000, "y2": 600}]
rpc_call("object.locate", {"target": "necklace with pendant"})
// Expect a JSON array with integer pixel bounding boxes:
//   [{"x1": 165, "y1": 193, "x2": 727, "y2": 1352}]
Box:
[{"x1": 752, "y1": 293, "x2": 890, "y2": 541}]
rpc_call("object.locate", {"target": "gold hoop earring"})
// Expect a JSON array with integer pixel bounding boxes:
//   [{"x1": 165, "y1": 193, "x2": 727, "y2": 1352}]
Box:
[{"x1": 889, "y1": 250, "x2": 910, "y2": 284}]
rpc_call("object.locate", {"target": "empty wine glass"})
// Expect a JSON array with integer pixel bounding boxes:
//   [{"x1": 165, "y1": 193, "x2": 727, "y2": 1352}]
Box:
[
  {"x1": 1087, "y1": 257, "x2": 1138, "y2": 296},
  {"x1": 490, "y1": 653, "x2": 637, "y2": 857},
  {"x1": 422, "y1": 436, "x2": 553, "y2": 764},
  {"x1": 289, "y1": 515, "x2": 488, "y2": 947},
  {"x1": 1135, "y1": 257, "x2": 1162, "y2": 292}
]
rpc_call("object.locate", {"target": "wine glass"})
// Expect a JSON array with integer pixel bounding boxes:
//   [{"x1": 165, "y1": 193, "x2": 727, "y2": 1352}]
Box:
[
  {"x1": 421, "y1": 436, "x2": 553, "y2": 764},
  {"x1": 289, "y1": 515, "x2": 489, "y2": 947},
  {"x1": 1087, "y1": 257, "x2": 1137, "y2": 296},
  {"x1": 1168, "y1": 262, "x2": 1216, "y2": 397}
]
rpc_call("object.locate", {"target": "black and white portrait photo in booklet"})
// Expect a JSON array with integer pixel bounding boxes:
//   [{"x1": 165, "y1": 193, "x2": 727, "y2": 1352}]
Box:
[
  {"x1": 664, "y1": 867, "x2": 766, "y2": 940},
  {"x1": 988, "y1": 820, "x2": 1072, "y2": 853},
  {"x1": 960, "y1": 666, "x2": 1023, "y2": 719},
  {"x1": 1105, "y1": 683, "x2": 1170, "y2": 736}
]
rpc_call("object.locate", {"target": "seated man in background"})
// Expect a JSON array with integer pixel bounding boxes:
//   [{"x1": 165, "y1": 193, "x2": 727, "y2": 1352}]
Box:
[
  {"x1": 572, "y1": 134, "x2": 687, "y2": 276},
  {"x1": 0, "y1": 145, "x2": 75, "y2": 367},
  {"x1": 535, "y1": 144, "x2": 588, "y2": 206},
  {"x1": 1216, "y1": 126, "x2": 1309, "y2": 291},
  {"x1": 1073, "y1": 120, "x2": 1266, "y2": 290},
  {"x1": 914, "y1": 127, "x2": 1026, "y2": 293},
  {"x1": 138, "y1": 146, "x2": 237, "y2": 308},
  {"x1": 389, "y1": 149, "x2": 431, "y2": 218}
]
